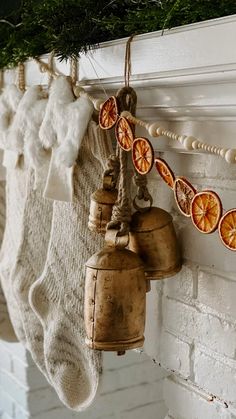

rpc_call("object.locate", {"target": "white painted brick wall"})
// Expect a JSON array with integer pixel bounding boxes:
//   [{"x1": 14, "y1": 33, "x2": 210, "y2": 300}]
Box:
[
  {"x1": 0, "y1": 342, "x2": 167, "y2": 419},
  {"x1": 149, "y1": 152, "x2": 236, "y2": 419}
]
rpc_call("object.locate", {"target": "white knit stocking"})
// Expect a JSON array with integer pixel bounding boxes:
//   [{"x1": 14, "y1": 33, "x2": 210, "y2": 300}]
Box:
[
  {"x1": 0, "y1": 158, "x2": 27, "y2": 343},
  {"x1": 11, "y1": 157, "x2": 52, "y2": 375},
  {"x1": 0, "y1": 180, "x2": 17, "y2": 342},
  {"x1": 30, "y1": 123, "x2": 113, "y2": 410}
]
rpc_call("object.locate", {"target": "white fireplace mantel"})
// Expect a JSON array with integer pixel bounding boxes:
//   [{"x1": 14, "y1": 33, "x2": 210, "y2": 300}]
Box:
[{"x1": 4, "y1": 14, "x2": 236, "y2": 154}]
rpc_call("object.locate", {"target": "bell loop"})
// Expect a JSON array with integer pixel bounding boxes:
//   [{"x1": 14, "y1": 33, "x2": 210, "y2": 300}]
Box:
[
  {"x1": 133, "y1": 195, "x2": 153, "y2": 213},
  {"x1": 105, "y1": 229, "x2": 129, "y2": 249}
]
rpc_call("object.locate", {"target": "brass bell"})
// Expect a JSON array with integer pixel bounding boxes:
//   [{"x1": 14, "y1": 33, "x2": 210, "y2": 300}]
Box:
[
  {"x1": 129, "y1": 207, "x2": 182, "y2": 279},
  {"x1": 84, "y1": 233, "x2": 146, "y2": 355},
  {"x1": 88, "y1": 187, "x2": 118, "y2": 234}
]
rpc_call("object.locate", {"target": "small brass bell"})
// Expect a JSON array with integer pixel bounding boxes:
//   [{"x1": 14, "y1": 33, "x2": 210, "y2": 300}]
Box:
[
  {"x1": 88, "y1": 154, "x2": 119, "y2": 234},
  {"x1": 129, "y1": 207, "x2": 182, "y2": 279},
  {"x1": 88, "y1": 187, "x2": 118, "y2": 234},
  {"x1": 84, "y1": 233, "x2": 146, "y2": 354}
]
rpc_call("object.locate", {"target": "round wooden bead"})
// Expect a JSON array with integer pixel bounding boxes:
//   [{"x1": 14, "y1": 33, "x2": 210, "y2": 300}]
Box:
[
  {"x1": 192, "y1": 139, "x2": 200, "y2": 150},
  {"x1": 224, "y1": 149, "x2": 236, "y2": 163},
  {"x1": 183, "y1": 136, "x2": 195, "y2": 150},
  {"x1": 156, "y1": 127, "x2": 164, "y2": 136},
  {"x1": 220, "y1": 148, "x2": 227, "y2": 158},
  {"x1": 73, "y1": 85, "x2": 85, "y2": 97},
  {"x1": 178, "y1": 135, "x2": 186, "y2": 145},
  {"x1": 93, "y1": 98, "x2": 104, "y2": 111},
  {"x1": 148, "y1": 122, "x2": 160, "y2": 137},
  {"x1": 121, "y1": 110, "x2": 131, "y2": 119}
]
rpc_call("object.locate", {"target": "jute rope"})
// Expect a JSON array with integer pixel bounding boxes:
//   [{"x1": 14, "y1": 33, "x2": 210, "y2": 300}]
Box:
[
  {"x1": 0, "y1": 70, "x2": 3, "y2": 91},
  {"x1": 103, "y1": 154, "x2": 120, "y2": 191},
  {"x1": 17, "y1": 62, "x2": 25, "y2": 92},
  {"x1": 107, "y1": 86, "x2": 137, "y2": 236},
  {"x1": 124, "y1": 34, "x2": 135, "y2": 88},
  {"x1": 47, "y1": 51, "x2": 55, "y2": 87},
  {"x1": 70, "y1": 57, "x2": 78, "y2": 85}
]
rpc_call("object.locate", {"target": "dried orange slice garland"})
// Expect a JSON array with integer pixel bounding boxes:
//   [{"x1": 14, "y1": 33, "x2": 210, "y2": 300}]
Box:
[
  {"x1": 155, "y1": 157, "x2": 175, "y2": 189},
  {"x1": 174, "y1": 177, "x2": 196, "y2": 217},
  {"x1": 98, "y1": 97, "x2": 235, "y2": 252},
  {"x1": 115, "y1": 116, "x2": 134, "y2": 151},
  {"x1": 190, "y1": 191, "x2": 222, "y2": 234},
  {"x1": 132, "y1": 137, "x2": 154, "y2": 175},
  {"x1": 219, "y1": 209, "x2": 236, "y2": 251},
  {"x1": 99, "y1": 96, "x2": 118, "y2": 129}
]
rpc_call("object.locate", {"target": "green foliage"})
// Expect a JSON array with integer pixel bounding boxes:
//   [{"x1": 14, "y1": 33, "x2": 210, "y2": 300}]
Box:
[{"x1": 0, "y1": 0, "x2": 236, "y2": 69}]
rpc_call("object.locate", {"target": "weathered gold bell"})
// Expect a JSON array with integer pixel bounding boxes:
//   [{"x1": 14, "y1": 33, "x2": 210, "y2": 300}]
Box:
[
  {"x1": 84, "y1": 237, "x2": 146, "y2": 354},
  {"x1": 88, "y1": 187, "x2": 118, "y2": 234},
  {"x1": 129, "y1": 207, "x2": 182, "y2": 279}
]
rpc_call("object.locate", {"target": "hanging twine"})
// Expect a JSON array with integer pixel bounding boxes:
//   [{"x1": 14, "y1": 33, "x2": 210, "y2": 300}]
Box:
[
  {"x1": 124, "y1": 34, "x2": 135, "y2": 88},
  {"x1": 70, "y1": 56, "x2": 78, "y2": 86},
  {"x1": 17, "y1": 62, "x2": 25, "y2": 92},
  {"x1": 107, "y1": 146, "x2": 131, "y2": 236},
  {"x1": 34, "y1": 57, "x2": 59, "y2": 79},
  {"x1": 0, "y1": 70, "x2": 3, "y2": 92},
  {"x1": 107, "y1": 85, "x2": 137, "y2": 236},
  {"x1": 103, "y1": 154, "x2": 120, "y2": 190},
  {"x1": 47, "y1": 51, "x2": 55, "y2": 87}
]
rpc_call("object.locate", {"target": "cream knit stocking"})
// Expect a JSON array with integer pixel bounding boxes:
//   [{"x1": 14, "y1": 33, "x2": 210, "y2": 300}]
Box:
[
  {"x1": 10, "y1": 87, "x2": 52, "y2": 376},
  {"x1": 30, "y1": 123, "x2": 113, "y2": 411},
  {"x1": 0, "y1": 158, "x2": 27, "y2": 343},
  {"x1": 0, "y1": 180, "x2": 17, "y2": 342},
  {"x1": 11, "y1": 157, "x2": 52, "y2": 375},
  {"x1": 0, "y1": 86, "x2": 46, "y2": 344}
]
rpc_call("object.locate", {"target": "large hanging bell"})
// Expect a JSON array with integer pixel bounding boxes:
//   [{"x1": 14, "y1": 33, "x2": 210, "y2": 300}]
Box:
[
  {"x1": 88, "y1": 187, "x2": 118, "y2": 234},
  {"x1": 129, "y1": 207, "x2": 182, "y2": 279},
  {"x1": 84, "y1": 233, "x2": 146, "y2": 354}
]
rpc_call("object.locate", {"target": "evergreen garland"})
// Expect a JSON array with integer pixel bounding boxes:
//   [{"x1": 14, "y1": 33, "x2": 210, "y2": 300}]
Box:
[{"x1": 0, "y1": 0, "x2": 236, "y2": 69}]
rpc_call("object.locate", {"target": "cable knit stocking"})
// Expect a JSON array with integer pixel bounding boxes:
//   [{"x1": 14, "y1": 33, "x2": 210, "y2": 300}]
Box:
[
  {"x1": 0, "y1": 180, "x2": 17, "y2": 342},
  {"x1": 0, "y1": 85, "x2": 47, "y2": 344},
  {"x1": 30, "y1": 122, "x2": 113, "y2": 411},
  {"x1": 9, "y1": 87, "x2": 53, "y2": 378}
]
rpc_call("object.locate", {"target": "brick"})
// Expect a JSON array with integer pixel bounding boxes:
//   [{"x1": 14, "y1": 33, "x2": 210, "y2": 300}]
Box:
[
  {"x1": 178, "y1": 217, "x2": 236, "y2": 273},
  {"x1": 198, "y1": 270, "x2": 236, "y2": 319},
  {"x1": 0, "y1": 350, "x2": 12, "y2": 373},
  {"x1": 103, "y1": 350, "x2": 149, "y2": 370},
  {"x1": 1, "y1": 413, "x2": 13, "y2": 419},
  {"x1": 0, "y1": 390, "x2": 15, "y2": 418},
  {"x1": 164, "y1": 376, "x2": 232, "y2": 419},
  {"x1": 144, "y1": 283, "x2": 163, "y2": 359},
  {"x1": 120, "y1": 401, "x2": 167, "y2": 419},
  {"x1": 33, "y1": 407, "x2": 78, "y2": 419},
  {"x1": 160, "y1": 332, "x2": 191, "y2": 378},
  {"x1": 28, "y1": 387, "x2": 62, "y2": 416},
  {"x1": 100, "y1": 360, "x2": 166, "y2": 394},
  {"x1": 84, "y1": 382, "x2": 163, "y2": 419},
  {"x1": 27, "y1": 366, "x2": 49, "y2": 391},
  {"x1": 163, "y1": 263, "x2": 196, "y2": 302},
  {"x1": 194, "y1": 348, "x2": 236, "y2": 405},
  {"x1": 163, "y1": 297, "x2": 236, "y2": 358},
  {"x1": 0, "y1": 371, "x2": 28, "y2": 409}
]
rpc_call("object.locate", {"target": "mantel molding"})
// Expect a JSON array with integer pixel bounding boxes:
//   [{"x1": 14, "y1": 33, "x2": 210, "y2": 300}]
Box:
[{"x1": 3, "y1": 15, "x2": 236, "y2": 154}]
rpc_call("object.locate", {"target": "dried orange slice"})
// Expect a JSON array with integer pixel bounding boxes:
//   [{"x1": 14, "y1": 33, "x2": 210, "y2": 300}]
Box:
[
  {"x1": 174, "y1": 177, "x2": 196, "y2": 217},
  {"x1": 132, "y1": 137, "x2": 154, "y2": 175},
  {"x1": 115, "y1": 116, "x2": 134, "y2": 151},
  {"x1": 219, "y1": 209, "x2": 236, "y2": 251},
  {"x1": 191, "y1": 190, "x2": 222, "y2": 234},
  {"x1": 155, "y1": 158, "x2": 175, "y2": 189},
  {"x1": 99, "y1": 96, "x2": 118, "y2": 130}
]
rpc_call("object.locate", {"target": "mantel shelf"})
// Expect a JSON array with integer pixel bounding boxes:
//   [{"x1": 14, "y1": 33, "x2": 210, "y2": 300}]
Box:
[{"x1": 4, "y1": 14, "x2": 236, "y2": 155}]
